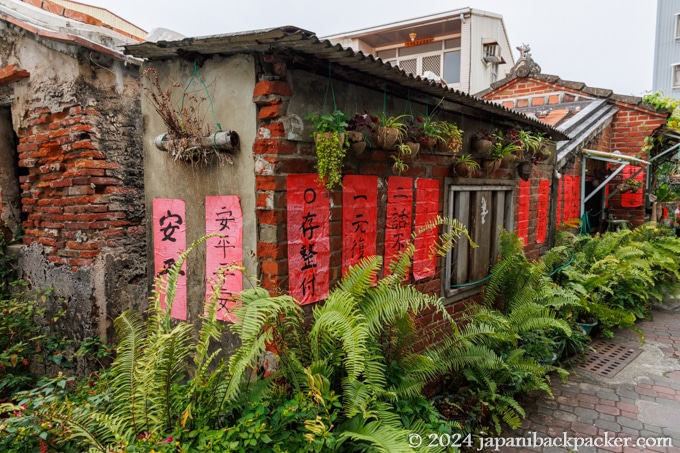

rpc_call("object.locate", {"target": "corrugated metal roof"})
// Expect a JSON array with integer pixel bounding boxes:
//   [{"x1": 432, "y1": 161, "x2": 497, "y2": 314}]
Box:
[{"x1": 124, "y1": 26, "x2": 568, "y2": 140}]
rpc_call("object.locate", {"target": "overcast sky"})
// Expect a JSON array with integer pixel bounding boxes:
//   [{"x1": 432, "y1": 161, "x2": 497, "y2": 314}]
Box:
[{"x1": 86, "y1": 0, "x2": 657, "y2": 97}]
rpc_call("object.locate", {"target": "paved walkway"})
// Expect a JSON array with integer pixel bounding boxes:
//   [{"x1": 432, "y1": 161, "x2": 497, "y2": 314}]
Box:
[{"x1": 497, "y1": 304, "x2": 680, "y2": 453}]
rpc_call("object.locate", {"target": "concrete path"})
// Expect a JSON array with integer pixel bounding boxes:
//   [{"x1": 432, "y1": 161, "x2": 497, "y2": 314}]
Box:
[{"x1": 496, "y1": 305, "x2": 680, "y2": 453}]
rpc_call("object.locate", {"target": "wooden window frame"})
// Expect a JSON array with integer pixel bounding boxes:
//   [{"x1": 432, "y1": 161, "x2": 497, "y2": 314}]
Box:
[{"x1": 443, "y1": 179, "x2": 515, "y2": 299}]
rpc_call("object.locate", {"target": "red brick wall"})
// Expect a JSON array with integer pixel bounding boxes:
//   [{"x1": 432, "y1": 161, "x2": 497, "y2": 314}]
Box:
[
  {"x1": 252, "y1": 62, "x2": 520, "y2": 300},
  {"x1": 18, "y1": 104, "x2": 143, "y2": 271}
]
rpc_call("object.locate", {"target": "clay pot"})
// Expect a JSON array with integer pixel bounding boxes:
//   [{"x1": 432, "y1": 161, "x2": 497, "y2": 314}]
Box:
[{"x1": 420, "y1": 137, "x2": 437, "y2": 151}]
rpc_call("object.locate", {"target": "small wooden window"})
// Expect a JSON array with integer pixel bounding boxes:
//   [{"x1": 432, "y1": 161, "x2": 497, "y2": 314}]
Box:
[{"x1": 444, "y1": 183, "x2": 514, "y2": 297}]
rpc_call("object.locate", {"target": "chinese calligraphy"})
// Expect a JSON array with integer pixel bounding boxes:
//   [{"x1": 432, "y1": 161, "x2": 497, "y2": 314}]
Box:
[
  {"x1": 287, "y1": 175, "x2": 330, "y2": 305},
  {"x1": 206, "y1": 196, "x2": 243, "y2": 322},
  {"x1": 384, "y1": 177, "x2": 413, "y2": 276},
  {"x1": 342, "y1": 175, "x2": 378, "y2": 277},
  {"x1": 153, "y1": 199, "x2": 187, "y2": 320}
]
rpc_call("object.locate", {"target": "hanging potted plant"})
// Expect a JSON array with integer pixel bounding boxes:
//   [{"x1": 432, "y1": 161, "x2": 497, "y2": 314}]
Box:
[
  {"x1": 618, "y1": 177, "x2": 643, "y2": 194},
  {"x1": 470, "y1": 129, "x2": 494, "y2": 155},
  {"x1": 482, "y1": 129, "x2": 521, "y2": 172},
  {"x1": 518, "y1": 130, "x2": 552, "y2": 163},
  {"x1": 437, "y1": 121, "x2": 464, "y2": 154},
  {"x1": 305, "y1": 110, "x2": 350, "y2": 190},
  {"x1": 375, "y1": 113, "x2": 409, "y2": 150},
  {"x1": 346, "y1": 112, "x2": 377, "y2": 155},
  {"x1": 454, "y1": 154, "x2": 480, "y2": 178}
]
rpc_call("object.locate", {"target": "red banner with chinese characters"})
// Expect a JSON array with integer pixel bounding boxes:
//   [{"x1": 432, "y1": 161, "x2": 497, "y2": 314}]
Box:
[
  {"x1": 287, "y1": 175, "x2": 330, "y2": 305},
  {"x1": 562, "y1": 175, "x2": 573, "y2": 221},
  {"x1": 384, "y1": 177, "x2": 413, "y2": 274},
  {"x1": 556, "y1": 177, "x2": 563, "y2": 227},
  {"x1": 413, "y1": 178, "x2": 439, "y2": 281},
  {"x1": 620, "y1": 166, "x2": 644, "y2": 208},
  {"x1": 152, "y1": 198, "x2": 187, "y2": 320},
  {"x1": 517, "y1": 179, "x2": 530, "y2": 244},
  {"x1": 536, "y1": 179, "x2": 550, "y2": 244},
  {"x1": 342, "y1": 175, "x2": 378, "y2": 277},
  {"x1": 205, "y1": 196, "x2": 243, "y2": 322},
  {"x1": 572, "y1": 175, "x2": 581, "y2": 219}
]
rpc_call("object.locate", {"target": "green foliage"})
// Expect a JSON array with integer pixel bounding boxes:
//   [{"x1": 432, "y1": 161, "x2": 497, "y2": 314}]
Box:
[
  {"x1": 0, "y1": 283, "x2": 74, "y2": 398},
  {"x1": 305, "y1": 110, "x2": 350, "y2": 134}
]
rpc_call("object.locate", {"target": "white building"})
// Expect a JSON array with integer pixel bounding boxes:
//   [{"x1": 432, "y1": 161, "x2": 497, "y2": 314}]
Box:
[
  {"x1": 653, "y1": 0, "x2": 680, "y2": 97},
  {"x1": 323, "y1": 8, "x2": 515, "y2": 94}
]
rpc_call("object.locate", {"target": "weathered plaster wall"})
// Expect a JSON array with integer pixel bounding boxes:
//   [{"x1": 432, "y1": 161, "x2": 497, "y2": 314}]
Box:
[
  {"x1": 0, "y1": 106, "x2": 20, "y2": 240},
  {"x1": 141, "y1": 54, "x2": 258, "y2": 338},
  {"x1": 1, "y1": 23, "x2": 146, "y2": 346}
]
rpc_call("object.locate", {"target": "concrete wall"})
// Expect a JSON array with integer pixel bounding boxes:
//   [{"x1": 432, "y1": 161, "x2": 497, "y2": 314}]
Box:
[{"x1": 141, "y1": 55, "x2": 258, "y2": 335}]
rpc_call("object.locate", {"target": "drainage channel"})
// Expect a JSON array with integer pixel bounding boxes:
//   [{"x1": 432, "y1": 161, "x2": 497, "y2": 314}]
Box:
[{"x1": 576, "y1": 339, "x2": 643, "y2": 377}]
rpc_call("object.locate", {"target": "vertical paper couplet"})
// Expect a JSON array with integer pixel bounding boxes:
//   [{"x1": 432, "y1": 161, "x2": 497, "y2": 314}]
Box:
[
  {"x1": 342, "y1": 175, "x2": 378, "y2": 277},
  {"x1": 517, "y1": 179, "x2": 531, "y2": 244},
  {"x1": 287, "y1": 175, "x2": 330, "y2": 305},
  {"x1": 152, "y1": 198, "x2": 187, "y2": 320},
  {"x1": 536, "y1": 179, "x2": 550, "y2": 244},
  {"x1": 205, "y1": 195, "x2": 243, "y2": 322},
  {"x1": 413, "y1": 178, "x2": 439, "y2": 281},
  {"x1": 384, "y1": 176, "x2": 413, "y2": 274}
]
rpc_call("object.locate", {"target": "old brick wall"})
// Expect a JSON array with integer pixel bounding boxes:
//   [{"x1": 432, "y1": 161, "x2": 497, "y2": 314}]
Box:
[
  {"x1": 485, "y1": 77, "x2": 669, "y2": 229},
  {"x1": 251, "y1": 55, "x2": 542, "y2": 333},
  {"x1": 1, "y1": 24, "x2": 146, "y2": 352}
]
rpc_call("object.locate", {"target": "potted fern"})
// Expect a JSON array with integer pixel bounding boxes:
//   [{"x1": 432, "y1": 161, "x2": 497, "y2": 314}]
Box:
[
  {"x1": 375, "y1": 113, "x2": 408, "y2": 150},
  {"x1": 454, "y1": 154, "x2": 480, "y2": 178},
  {"x1": 305, "y1": 110, "x2": 350, "y2": 189}
]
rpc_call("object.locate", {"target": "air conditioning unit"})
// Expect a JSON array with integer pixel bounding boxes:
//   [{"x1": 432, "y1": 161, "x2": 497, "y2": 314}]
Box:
[{"x1": 482, "y1": 41, "x2": 506, "y2": 65}]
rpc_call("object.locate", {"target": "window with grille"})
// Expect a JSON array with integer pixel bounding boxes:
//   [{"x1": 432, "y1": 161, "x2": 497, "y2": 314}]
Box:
[
  {"x1": 378, "y1": 38, "x2": 461, "y2": 84},
  {"x1": 444, "y1": 183, "x2": 514, "y2": 296},
  {"x1": 673, "y1": 64, "x2": 680, "y2": 88}
]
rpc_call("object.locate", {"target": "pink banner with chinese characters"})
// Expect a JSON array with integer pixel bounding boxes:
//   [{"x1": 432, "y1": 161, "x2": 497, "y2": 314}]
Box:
[
  {"x1": 413, "y1": 178, "x2": 439, "y2": 281},
  {"x1": 384, "y1": 176, "x2": 413, "y2": 275},
  {"x1": 153, "y1": 198, "x2": 187, "y2": 320},
  {"x1": 287, "y1": 175, "x2": 330, "y2": 305},
  {"x1": 342, "y1": 175, "x2": 378, "y2": 277},
  {"x1": 205, "y1": 196, "x2": 243, "y2": 322}
]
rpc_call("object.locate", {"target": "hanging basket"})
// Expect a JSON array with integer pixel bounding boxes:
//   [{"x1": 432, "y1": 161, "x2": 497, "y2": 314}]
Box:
[
  {"x1": 375, "y1": 126, "x2": 401, "y2": 150},
  {"x1": 471, "y1": 138, "x2": 493, "y2": 155},
  {"x1": 346, "y1": 131, "x2": 367, "y2": 155},
  {"x1": 454, "y1": 162, "x2": 477, "y2": 178}
]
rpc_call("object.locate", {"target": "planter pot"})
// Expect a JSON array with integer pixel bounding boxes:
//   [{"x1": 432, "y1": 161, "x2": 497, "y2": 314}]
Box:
[
  {"x1": 405, "y1": 141, "x2": 421, "y2": 159},
  {"x1": 471, "y1": 138, "x2": 493, "y2": 155},
  {"x1": 482, "y1": 158, "x2": 502, "y2": 173},
  {"x1": 534, "y1": 148, "x2": 551, "y2": 162},
  {"x1": 576, "y1": 320, "x2": 598, "y2": 336},
  {"x1": 314, "y1": 131, "x2": 345, "y2": 147},
  {"x1": 375, "y1": 126, "x2": 400, "y2": 150},
  {"x1": 517, "y1": 161, "x2": 532, "y2": 181},
  {"x1": 346, "y1": 131, "x2": 366, "y2": 155},
  {"x1": 454, "y1": 162, "x2": 477, "y2": 178},
  {"x1": 420, "y1": 137, "x2": 437, "y2": 151}
]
